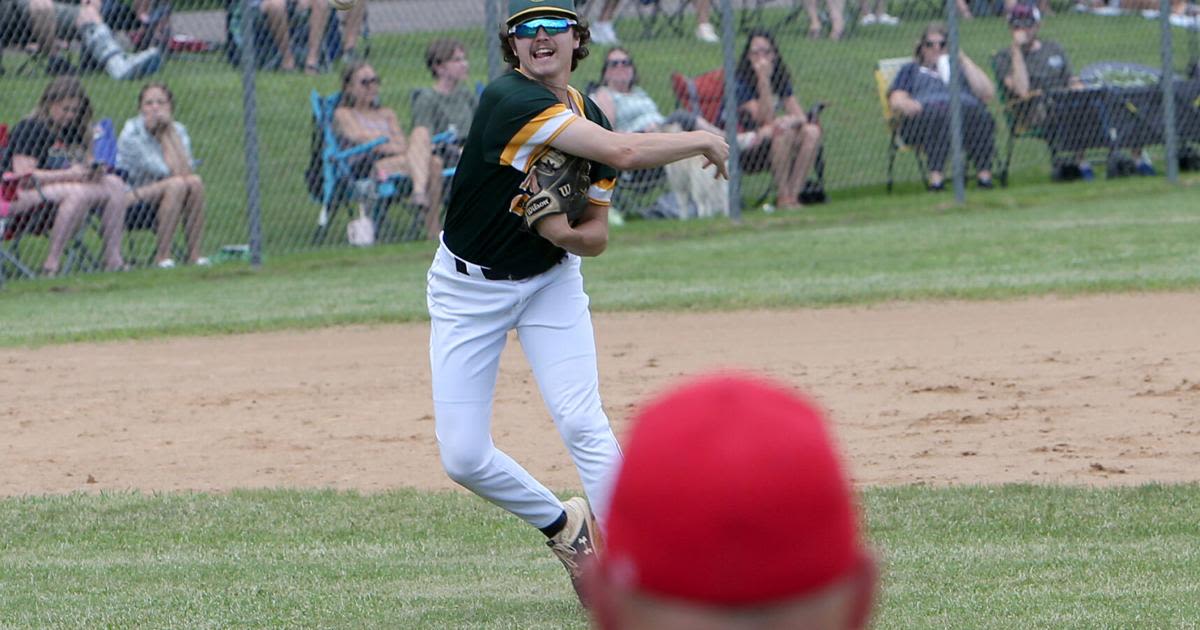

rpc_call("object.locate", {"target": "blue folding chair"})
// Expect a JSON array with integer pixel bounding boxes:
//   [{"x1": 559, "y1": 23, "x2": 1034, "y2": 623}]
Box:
[{"x1": 306, "y1": 90, "x2": 455, "y2": 244}]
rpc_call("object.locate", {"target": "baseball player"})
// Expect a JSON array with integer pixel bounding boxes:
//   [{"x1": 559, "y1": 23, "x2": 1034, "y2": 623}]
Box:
[
  {"x1": 585, "y1": 373, "x2": 877, "y2": 629},
  {"x1": 426, "y1": 0, "x2": 729, "y2": 603}
]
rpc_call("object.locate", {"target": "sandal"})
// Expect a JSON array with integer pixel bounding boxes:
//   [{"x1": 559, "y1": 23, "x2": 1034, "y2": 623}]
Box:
[{"x1": 304, "y1": 62, "x2": 320, "y2": 76}]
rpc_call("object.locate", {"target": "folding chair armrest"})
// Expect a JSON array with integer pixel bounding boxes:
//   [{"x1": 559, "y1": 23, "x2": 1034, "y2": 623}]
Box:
[
  {"x1": 1003, "y1": 89, "x2": 1044, "y2": 112},
  {"x1": 430, "y1": 130, "x2": 456, "y2": 145},
  {"x1": 330, "y1": 136, "x2": 387, "y2": 162}
]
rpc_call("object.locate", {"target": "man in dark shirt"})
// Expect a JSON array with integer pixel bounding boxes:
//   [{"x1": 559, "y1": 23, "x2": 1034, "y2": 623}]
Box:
[{"x1": 993, "y1": 3, "x2": 1154, "y2": 178}]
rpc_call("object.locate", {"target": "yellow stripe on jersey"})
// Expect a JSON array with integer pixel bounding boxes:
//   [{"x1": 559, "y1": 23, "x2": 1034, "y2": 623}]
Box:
[
  {"x1": 588, "y1": 178, "x2": 616, "y2": 206},
  {"x1": 500, "y1": 104, "x2": 577, "y2": 172}
]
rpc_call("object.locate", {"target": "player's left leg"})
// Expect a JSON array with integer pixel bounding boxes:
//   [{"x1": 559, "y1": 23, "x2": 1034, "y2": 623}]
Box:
[{"x1": 516, "y1": 255, "x2": 622, "y2": 529}]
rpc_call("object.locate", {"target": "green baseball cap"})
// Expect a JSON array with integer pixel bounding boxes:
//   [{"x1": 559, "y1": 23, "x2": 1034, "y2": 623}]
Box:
[{"x1": 507, "y1": 0, "x2": 578, "y2": 26}]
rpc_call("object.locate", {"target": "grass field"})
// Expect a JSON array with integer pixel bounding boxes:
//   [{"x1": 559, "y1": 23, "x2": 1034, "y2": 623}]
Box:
[
  {"x1": 1, "y1": 173, "x2": 1197, "y2": 346},
  {"x1": 2, "y1": 486, "x2": 1199, "y2": 628},
  {"x1": 2, "y1": 164, "x2": 1199, "y2": 626}
]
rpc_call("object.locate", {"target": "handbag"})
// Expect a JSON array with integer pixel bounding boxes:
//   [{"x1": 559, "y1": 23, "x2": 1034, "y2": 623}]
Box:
[{"x1": 346, "y1": 204, "x2": 375, "y2": 247}]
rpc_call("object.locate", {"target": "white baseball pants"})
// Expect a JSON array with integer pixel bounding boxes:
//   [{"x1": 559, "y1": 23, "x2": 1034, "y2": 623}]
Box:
[{"x1": 427, "y1": 239, "x2": 622, "y2": 529}]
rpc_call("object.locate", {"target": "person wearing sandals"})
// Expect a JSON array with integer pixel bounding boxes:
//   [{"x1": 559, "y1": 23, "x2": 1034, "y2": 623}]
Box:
[
  {"x1": 887, "y1": 22, "x2": 996, "y2": 191},
  {"x1": 117, "y1": 82, "x2": 208, "y2": 268},
  {"x1": 2, "y1": 77, "x2": 130, "y2": 276},
  {"x1": 333, "y1": 61, "x2": 444, "y2": 240}
]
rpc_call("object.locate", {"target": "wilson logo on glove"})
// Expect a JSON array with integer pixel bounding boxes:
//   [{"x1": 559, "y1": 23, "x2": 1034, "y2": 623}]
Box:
[{"x1": 510, "y1": 148, "x2": 591, "y2": 230}]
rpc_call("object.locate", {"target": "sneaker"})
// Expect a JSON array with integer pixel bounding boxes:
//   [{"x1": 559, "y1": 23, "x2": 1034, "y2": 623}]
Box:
[
  {"x1": 696, "y1": 22, "x2": 719, "y2": 43},
  {"x1": 156, "y1": 258, "x2": 176, "y2": 269},
  {"x1": 591, "y1": 21, "x2": 619, "y2": 45},
  {"x1": 194, "y1": 257, "x2": 212, "y2": 267},
  {"x1": 876, "y1": 12, "x2": 900, "y2": 25},
  {"x1": 858, "y1": 12, "x2": 877, "y2": 25},
  {"x1": 1079, "y1": 162, "x2": 1095, "y2": 181},
  {"x1": 546, "y1": 497, "x2": 601, "y2": 605}
]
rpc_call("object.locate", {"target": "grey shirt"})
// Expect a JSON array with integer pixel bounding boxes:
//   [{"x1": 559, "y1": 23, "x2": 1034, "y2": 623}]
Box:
[
  {"x1": 411, "y1": 85, "x2": 478, "y2": 141},
  {"x1": 993, "y1": 39, "x2": 1073, "y2": 95}
]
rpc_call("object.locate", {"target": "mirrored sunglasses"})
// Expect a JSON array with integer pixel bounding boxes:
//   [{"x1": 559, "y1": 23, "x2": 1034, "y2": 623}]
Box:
[{"x1": 509, "y1": 16, "x2": 577, "y2": 39}]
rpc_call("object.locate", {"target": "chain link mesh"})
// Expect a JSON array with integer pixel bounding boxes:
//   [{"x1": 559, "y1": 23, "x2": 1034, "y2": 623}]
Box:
[{"x1": 1, "y1": 0, "x2": 1196, "y2": 279}]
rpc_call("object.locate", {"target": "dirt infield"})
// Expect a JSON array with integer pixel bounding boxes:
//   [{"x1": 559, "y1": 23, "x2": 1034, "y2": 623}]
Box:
[{"x1": 4, "y1": 292, "x2": 1199, "y2": 496}]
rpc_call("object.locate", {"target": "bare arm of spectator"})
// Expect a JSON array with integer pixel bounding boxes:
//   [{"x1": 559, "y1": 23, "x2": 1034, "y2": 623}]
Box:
[
  {"x1": 10, "y1": 154, "x2": 95, "y2": 184},
  {"x1": 960, "y1": 52, "x2": 995, "y2": 103},
  {"x1": 332, "y1": 108, "x2": 408, "y2": 156},
  {"x1": 1004, "y1": 34, "x2": 1032, "y2": 99},
  {"x1": 888, "y1": 89, "x2": 923, "y2": 118},
  {"x1": 591, "y1": 87, "x2": 619, "y2": 127}
]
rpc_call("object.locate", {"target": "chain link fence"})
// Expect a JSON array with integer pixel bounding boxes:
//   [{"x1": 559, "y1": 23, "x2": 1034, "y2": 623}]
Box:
[{"x1": 2, "y1": 0, "x2": 1197, "y2": 281}]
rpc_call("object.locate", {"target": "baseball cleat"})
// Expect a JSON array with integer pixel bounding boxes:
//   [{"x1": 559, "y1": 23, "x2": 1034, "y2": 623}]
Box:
[{"x1": 546, "y1": 497, "x2": 600, "y2": 605}]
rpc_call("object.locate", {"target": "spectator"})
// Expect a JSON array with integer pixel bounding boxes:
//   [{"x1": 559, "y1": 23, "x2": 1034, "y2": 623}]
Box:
[
  {"x1": 585, "y1": 372, "x2": 876, "y2": 630},
  {"x1": 410, "y1": 38, "x2": 478, "y2": 172},
  {"x1": 591, "y1": 0, "x2": 719, "y2": 45},
  {"x1": 2, "y1": 77, "x2": 130, "y2": 275},
  {"x1": 888, "y1": 22, "x2": 996, "y2": 190},
  {"x1": 594, "y1": 47, "x2": 736, "y2": 138},
  {"x1": 857, "y1": 0, "x2": 900, "y2": 25},
  {"x1": 0, "y1": 0, "x2": 161, "y2": 79},
  {"x1": 591, "y1": 47, "x2": 742, "y2": 218},
  {"x1": 993, "y1": 3, "x2": 1154, "y2": 178},
  {"x1": 734, "y1": 28, "x2": 823, "y2": 210},
  {"x1": 117, "y1": 82, "x2": 208, "y2": 269},
  {"x1": 333, "y1": 61, "x2": 444, "y2": 240},
  {"x1": 303, "y1": 0, "x2": 365, "y2": 74}
]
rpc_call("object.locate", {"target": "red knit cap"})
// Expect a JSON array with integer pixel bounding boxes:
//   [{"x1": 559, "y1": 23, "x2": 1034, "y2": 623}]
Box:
[{"x1": 603, "y1": 373, "x2": 865, "y2": 606}]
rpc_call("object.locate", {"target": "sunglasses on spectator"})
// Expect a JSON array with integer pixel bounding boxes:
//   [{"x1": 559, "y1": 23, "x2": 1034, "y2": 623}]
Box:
[
  {"x1": 360, "y1": 76, "x2": 381, "y2": 86},
  {"x1": 1009, "y1": 18, "x2": 1037, "y2": 27},
  {"x1": 509, "y1": 16, "x2": 577, "y2": 39},
  {"x1": 606, "y1": 58, "x2": 633, "y2": 68},
  {"x1": 923, "y1": 40, "x2": 947, "y2": 49}
]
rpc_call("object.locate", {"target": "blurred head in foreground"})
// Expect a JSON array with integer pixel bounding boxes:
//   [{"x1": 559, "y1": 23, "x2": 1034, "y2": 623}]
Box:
[{"x1": 587, "y1": 372, "x2": 875, "y2": 630}]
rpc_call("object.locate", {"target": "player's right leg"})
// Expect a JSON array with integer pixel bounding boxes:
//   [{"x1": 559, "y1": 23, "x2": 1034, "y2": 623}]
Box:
[{"x1": 426, "y1": 242, "x2": 566, "y2": 529}]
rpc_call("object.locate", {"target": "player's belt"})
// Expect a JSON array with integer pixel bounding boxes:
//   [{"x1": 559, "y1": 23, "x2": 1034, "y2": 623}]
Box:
[{"x1": 454, "y1": 258, "x2": 531, "y2": 281}]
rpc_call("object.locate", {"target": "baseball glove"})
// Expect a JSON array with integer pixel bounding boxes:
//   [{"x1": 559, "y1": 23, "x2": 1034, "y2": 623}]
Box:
[{"x1": 514, "y1": 148, "x2": 591, "y2": 230}]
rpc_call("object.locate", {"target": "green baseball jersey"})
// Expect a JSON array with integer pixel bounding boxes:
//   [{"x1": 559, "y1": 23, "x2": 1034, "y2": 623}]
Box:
[{"x1": 443, "y1": 70, "x2": 617, "y2": 277}]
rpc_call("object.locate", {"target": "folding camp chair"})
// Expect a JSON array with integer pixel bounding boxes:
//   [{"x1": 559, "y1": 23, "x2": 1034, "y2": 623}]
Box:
[
  {"x1": 991, "y1": 55, "x2": 1118, "y2": 185},
  {"x1": 306, "y1": 90, "x2": 454, "y2": 245},
  {"x1": 876, "y1": 57, "x2": 927, "y2": 193},
  {"x1": 0, "y1": 122, "x2": 106, "y2": 282}
]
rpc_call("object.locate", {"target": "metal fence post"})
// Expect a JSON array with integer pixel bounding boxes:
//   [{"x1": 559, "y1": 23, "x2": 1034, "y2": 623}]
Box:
[
  {"x1": 947, "y1": 0, "x2": 964, "y2": 203},
  {"x1": 240, "y1": 0, "x2": 263, "y2": 267},
  {"x1": 720, "y1": 0, "x2": 742, "y2": 221},
  {"x1": 1160, "y1": 0, "x2": 1179, "y2": 184},
  {"x1": 487, "y1": 0, "x2": 501, "y2": 81}
]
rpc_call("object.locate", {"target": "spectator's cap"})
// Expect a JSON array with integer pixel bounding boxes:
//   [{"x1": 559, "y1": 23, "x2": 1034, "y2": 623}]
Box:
[
  {"x1": 1008, "y1": 2, "x2": 1042, "y2": 27},
  {"x1": 507, "y1": 0, "x2": 578, "y2": 26},
  {"x1": 602, "y1": 372, "x2": 868, "y2": 606}
]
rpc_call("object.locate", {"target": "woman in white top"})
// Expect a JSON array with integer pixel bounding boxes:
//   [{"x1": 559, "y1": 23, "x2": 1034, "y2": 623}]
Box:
[{"x1": 117, "y1": 82, "x2": 208, "y2": 268}]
